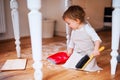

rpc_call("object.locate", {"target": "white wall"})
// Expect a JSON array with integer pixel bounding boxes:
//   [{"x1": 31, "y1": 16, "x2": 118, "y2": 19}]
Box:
[
  {"x1": 85, "y1": 0, "x2": 105, "y2": 30},
  {"x1": 41, "y1": 0, "x2": 112, "y2": 37},
  {"x1": 41, "y1": 0, "x2": 66, "y2": 37},
  {"x1": 0, "y1": 0, "x2": 112, "y2": 40},
  {"x1": 72, "y1": 0, "x2": 112, "y2": 30},
  {"x1": 0, "y1": 0, "x2": 30, "y2": 40}
]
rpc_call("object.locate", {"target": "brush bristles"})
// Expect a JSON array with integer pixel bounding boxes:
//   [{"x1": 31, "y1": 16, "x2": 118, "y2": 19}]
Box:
[{"x1": 75, "y1": 55, "x2": 90, "y2": 68}]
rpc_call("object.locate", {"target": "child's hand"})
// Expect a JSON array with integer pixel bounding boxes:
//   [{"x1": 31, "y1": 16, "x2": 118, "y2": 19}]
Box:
[
  {"x1": 67, "y1": 51, "x2": 72, "y2": 56},
  {"x1": 92, "y1": 49, "x2": 100, "y2": 57},
  {"x1": 67, "y1": 48, "x2": 73, "y2": 56}
]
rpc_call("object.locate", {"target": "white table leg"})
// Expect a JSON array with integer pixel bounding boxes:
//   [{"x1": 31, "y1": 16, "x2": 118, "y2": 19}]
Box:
[
  {"x1": 110, "y1": 0, "x2": 120, "y2": 75},
  {"x1": 10, "y1": 0, "x2": 21, "y2": 58},
  {"x1": 65, "y1": 0, "x2": 72, "y2": 49},
  {"x1": 27, "y1": 0, "x2": 42, "y2": 80}
]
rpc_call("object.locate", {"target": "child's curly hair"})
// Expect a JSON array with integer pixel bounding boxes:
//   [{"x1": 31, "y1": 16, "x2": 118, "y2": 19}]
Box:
[{"x1": 63, "y1": 5, "x2": 85, "y2": 23}]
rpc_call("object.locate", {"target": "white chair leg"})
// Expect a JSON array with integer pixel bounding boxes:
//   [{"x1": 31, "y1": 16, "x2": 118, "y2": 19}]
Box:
[
  {"x1": 10, "y1": 0, "x2": 21, "y2": 58},
  {"x1": 65, "y1": 0, "x2": 72, "y2": 49},
  {"x1": 27, "y1": 0, "x2": 42, "y2": 80},
  {"x1": 111, "y1": 0, "x2": 120, "y2": 75}
]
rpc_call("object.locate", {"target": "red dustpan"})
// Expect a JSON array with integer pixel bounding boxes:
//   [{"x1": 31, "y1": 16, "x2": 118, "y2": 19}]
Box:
[{"x1": 47, "y1": 52, "x2": 69, "y2": 64}]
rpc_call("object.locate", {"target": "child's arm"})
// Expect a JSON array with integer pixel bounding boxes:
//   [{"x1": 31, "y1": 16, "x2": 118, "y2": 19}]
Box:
[
  {"x1": 85, "y1": 24, "x2": 102, "y2": 56},
  {"x1": 67, "y1": 34, "x2": 74, "y2": 56},
  {"x1": 92, "y1": 40, "x2": 101, "y2": 56},
  {"x1": 67, "y1": 48, "x2": 74, "y2": 56}
]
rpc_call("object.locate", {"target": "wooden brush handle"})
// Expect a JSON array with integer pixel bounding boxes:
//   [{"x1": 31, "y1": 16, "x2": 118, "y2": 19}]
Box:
[
  {"x1": 99, "y1": 46, "x2": 105, "y2": 52},
  {"x1": 81, "y1": 46, "x2": 105, "y2": 70},
  {"x1": 91, "y1": 46, "x2": 105, "y2": 58}
]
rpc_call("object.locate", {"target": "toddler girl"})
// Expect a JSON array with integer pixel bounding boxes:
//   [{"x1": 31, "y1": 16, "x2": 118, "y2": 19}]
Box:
[{"x1": 62, "y1": 5, "x2": 102, "y2": 72}]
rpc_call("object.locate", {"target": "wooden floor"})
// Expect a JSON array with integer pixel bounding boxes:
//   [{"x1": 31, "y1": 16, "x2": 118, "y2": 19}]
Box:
[{"x1": 0, "y1": 29, "x2": 120, "y2": 80}]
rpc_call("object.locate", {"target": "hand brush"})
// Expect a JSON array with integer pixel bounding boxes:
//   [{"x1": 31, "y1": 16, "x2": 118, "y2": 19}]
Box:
[{"x1": 75, "y1": 46, "x2": 105, "y2": 70}]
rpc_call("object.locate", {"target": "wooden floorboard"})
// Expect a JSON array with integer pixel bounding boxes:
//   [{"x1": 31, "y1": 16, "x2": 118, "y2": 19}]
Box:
[{"x1": 0, "y1": 30, "x2": 120, "y2": 80}]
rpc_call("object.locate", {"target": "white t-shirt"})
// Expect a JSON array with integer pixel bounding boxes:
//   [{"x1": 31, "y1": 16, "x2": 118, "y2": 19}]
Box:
[{"x1": 68, "y1": 23, "x2": 102, "y2": 50}]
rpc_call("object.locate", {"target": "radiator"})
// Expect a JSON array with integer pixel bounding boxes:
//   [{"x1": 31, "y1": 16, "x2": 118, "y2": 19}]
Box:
[{"x1": 0, "y1": 0, "x2": 6, "y2": 33}]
